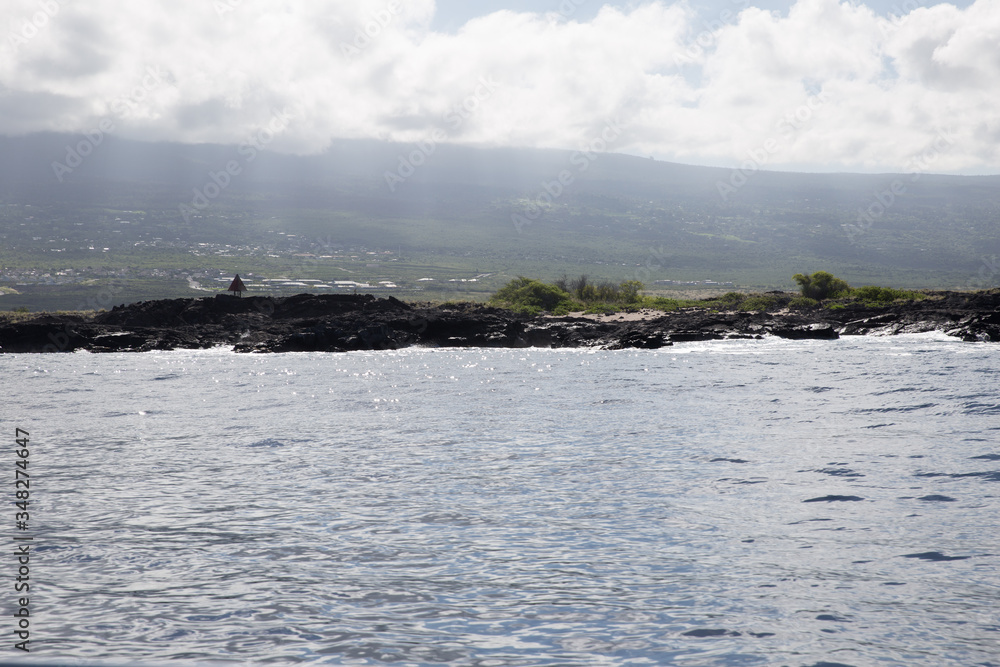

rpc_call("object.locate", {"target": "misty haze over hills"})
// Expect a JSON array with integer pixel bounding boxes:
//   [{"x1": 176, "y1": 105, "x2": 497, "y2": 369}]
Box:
[
  {"x1": 6, "y1": 132, "x2": 998, "y2": 202},
  {"x1": 1, "y1": 133, "x2": 999, "y2": 309}
]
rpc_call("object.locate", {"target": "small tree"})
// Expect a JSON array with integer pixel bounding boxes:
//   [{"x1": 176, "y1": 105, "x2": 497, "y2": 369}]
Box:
[
  {"x1": 489, "y1": 277, "x2": 573, "y2": 313},
  {"x1": 792, "y1": 271, "x2": 851, "y2": 301},
  {"x1": 618, "y1": 280, "x2": 645, "y2": 304},
  {"x1": 595, "y1": 281, "x2": 618, "y2": 301}
]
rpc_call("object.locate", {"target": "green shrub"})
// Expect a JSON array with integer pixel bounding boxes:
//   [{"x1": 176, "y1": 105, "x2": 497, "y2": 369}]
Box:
[
  {"x1": 491, "y1": 276, "x2": 646, "y2": 312},
  {"x1": 695, "y1": 292, "x2": 750, "y2": 310},
  {"x1": 737, "y1": 295, "x2": 778, "y2": 312},
  {"x1": 789, "y1": 296, "x2": 819, "y2": 309},
  {"x1": 551, "y1": 303, "x2": 573, "y2": 316},
  {"x1": 793, "y1": 271, "x2": 851, "y2": 301},
  {"x1": 618, "y1": 280, "x2": 644, "y2": 304},
  {"x1": 570, "y1": 275, "x2": 593, "y2": 301},
  {"x1": 646, "y1": 297, "x2": 684, "y2": 312},
  {"x1": 716, "y1": 292, "x2": 746, "y2": 306},
  {"x1": 851, "y1": 285, "x2": 924, "y2": 305},
  {"x1": 489, "y1": 277, "x2": 574, "y2": 312},
  {"x1": 559, "y1": 276, "x2": 646, "y2": 305}
]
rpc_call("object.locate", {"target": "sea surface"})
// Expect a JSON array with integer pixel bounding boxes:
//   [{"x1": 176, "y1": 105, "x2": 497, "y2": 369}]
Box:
[{"x1": 3, "y1": 333, "x2": 999, "y2": 666}]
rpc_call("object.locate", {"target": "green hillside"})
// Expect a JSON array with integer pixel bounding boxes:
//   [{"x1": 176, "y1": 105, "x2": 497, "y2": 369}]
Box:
[{"x1": 1, "y1": 134, "x2": 998, "y2": 311}]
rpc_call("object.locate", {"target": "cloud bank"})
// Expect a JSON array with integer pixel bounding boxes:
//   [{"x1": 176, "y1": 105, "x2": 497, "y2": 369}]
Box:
[{"x1": 1, "y1": 0, "x2": 997, "y2": 173}]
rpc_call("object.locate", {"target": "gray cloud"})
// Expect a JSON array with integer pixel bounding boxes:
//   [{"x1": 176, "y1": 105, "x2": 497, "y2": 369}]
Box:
[{"x1": 0, "y1": 0, "x2": 996, "y2": 173}]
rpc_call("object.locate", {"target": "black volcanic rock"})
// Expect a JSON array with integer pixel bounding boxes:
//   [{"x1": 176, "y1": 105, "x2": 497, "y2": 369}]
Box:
[
  {"x1": 604, "y1": 327, "x2": 668, "y2": 350},
  {"x1": 772, "y1": 322, "x2": 839, "y2": 340},
  {"x1": 2, "y1": 290, "x2": 999, "y2": 354}
]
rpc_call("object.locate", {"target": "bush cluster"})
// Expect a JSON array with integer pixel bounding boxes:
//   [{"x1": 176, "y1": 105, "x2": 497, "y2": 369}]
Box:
[
  {"x1": 551, "y1": 275, "x2": 644, "y2": 305},
  {"x1": 489, "y1": 271, "x2": 926, "y2": 316},
  {"x1": 792, "y1": 271, "x2": 851, "y2": 301},
  {"x1": 792, "y1": 271, "x2": 925, "y2": 307},
  {"x1": 489, "y1": 275, "x2": 646, "y2": 315},
  {"x1": 850, "y1": 285, "x2": 924, "y2": 305},
  {"x1": 788, "y1": 296, "x2": 819, "y2": 309},
  {"x1": 488, "y1": 277, "x2": 575, "y2": 315}
]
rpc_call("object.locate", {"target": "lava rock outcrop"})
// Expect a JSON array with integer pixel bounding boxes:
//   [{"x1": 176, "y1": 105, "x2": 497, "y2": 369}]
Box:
[{"x1": 2, "y1": 290, "x2": 999, "y2": 354}]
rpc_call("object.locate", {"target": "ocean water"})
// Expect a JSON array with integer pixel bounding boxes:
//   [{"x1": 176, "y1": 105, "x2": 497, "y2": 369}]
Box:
[{"x1": 3, "y1": 333, "x2": 999, "y2": 666}]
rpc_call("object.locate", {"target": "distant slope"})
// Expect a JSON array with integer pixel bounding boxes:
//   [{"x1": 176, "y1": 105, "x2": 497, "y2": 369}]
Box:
[{"x1": 2, "y1": 133, "x2": 999, "y2": 292}]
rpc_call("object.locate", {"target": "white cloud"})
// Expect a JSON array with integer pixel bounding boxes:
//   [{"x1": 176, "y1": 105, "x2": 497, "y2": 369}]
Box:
[{"x1": 0, "y1": 0, "x2": 996, "y2": 172}]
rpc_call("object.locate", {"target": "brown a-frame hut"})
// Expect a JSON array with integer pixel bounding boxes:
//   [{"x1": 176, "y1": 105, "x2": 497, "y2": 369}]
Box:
[{"x1": 227, "y1": 274, "x2": 247, "y2": 297}]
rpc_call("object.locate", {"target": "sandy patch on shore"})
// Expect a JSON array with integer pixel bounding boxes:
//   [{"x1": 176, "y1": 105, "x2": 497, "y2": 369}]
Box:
[
  {"x1": 548, "y1": 309, "x2": 672, "y2": 323},
  {"x1": 547, "y1": 307, "x2": 784, "y2": 323}
]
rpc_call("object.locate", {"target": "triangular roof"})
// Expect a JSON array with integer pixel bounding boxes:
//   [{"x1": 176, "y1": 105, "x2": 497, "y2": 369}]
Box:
[{"x1": 227, "y1": 274, "x2": 247, "y2": 293}]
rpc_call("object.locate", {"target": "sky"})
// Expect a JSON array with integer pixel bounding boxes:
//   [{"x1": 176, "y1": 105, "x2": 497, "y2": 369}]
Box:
[{"x1": 1, "y1": 0, "x2": 996, "y2": 174}]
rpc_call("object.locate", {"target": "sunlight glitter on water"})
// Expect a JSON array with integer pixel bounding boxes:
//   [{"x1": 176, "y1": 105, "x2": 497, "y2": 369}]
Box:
[{"x1": 4, "y1": 335, "x2": 999, "y2": 665}]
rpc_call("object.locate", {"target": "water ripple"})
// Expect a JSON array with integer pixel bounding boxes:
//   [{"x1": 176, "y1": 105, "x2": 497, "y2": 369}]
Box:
[{"x1": 4, "y1": 337, "x2": 999, "y2": 665}]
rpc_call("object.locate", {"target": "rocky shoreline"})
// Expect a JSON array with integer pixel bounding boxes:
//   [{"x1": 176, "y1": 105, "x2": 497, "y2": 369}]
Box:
[{"x1": 2, "y1": 290, "x2": 999, "y2": 354}]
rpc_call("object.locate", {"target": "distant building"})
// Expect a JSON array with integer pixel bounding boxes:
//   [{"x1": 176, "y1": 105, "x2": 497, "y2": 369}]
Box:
[{"x1": 227, "y1": 274, "x2": 247, "y2": 297}]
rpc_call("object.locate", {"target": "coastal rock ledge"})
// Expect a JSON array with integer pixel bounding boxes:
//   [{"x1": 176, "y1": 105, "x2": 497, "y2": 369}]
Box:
[{"x1": 2, "y1": 291, "x2": 999, "y2": 354}]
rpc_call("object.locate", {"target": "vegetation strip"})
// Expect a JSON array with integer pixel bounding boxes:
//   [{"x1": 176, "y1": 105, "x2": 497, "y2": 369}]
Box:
[{"x1": 489, "y1": 271, "x2": 929, "y2": 315}]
